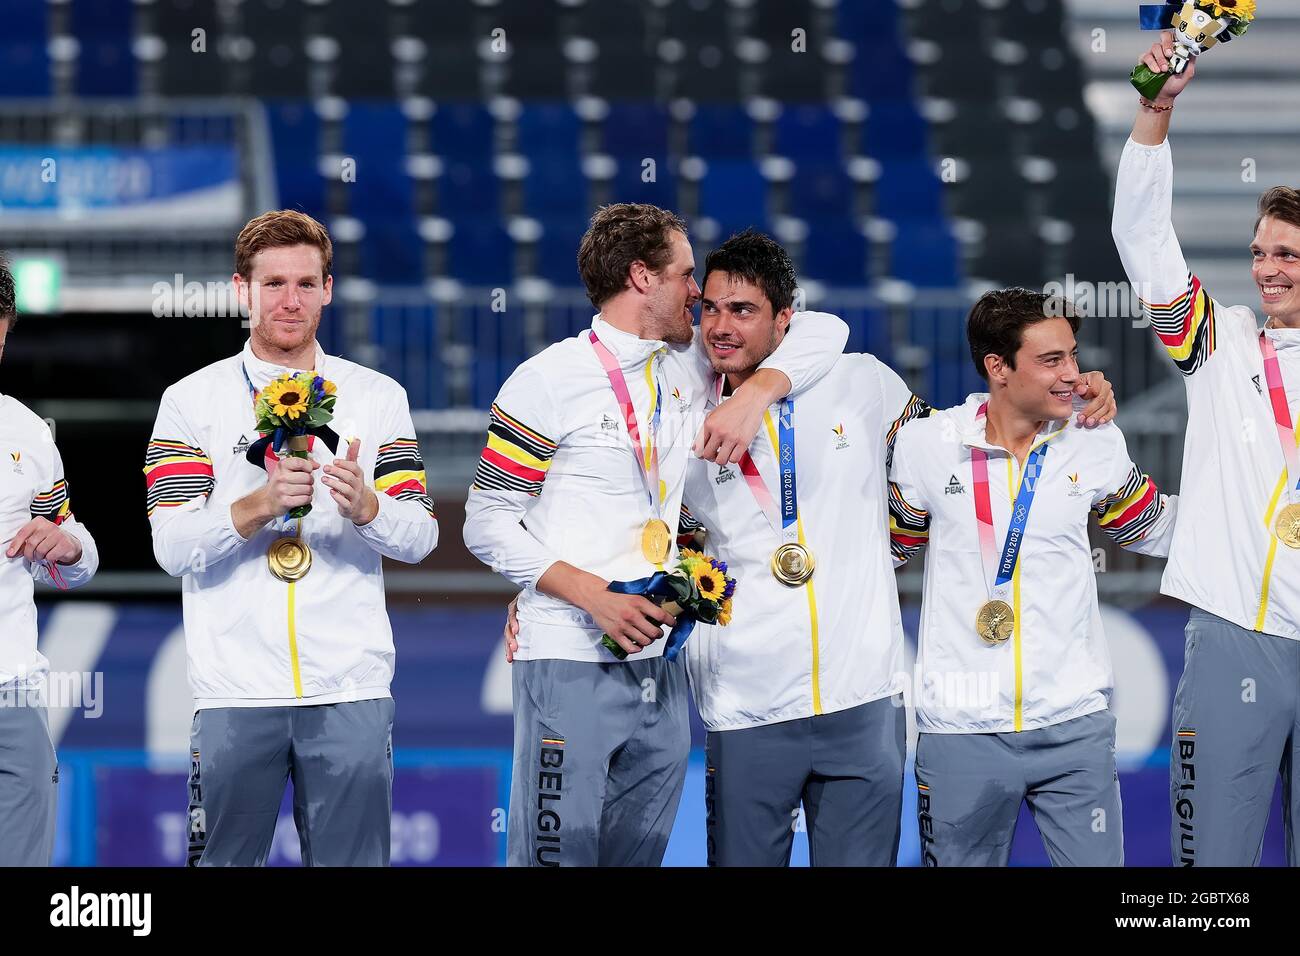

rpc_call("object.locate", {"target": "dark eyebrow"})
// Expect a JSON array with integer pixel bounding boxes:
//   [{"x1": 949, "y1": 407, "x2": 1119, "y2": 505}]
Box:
[{"x1": 724, "y1": 299, "x2": 761, "y2": 311}]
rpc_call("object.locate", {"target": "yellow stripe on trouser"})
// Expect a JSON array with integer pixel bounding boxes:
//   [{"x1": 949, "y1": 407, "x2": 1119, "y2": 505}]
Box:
[
  {"x1": 287, "y1": 518, "x2": 304, "y2": 698},
  {"x1": 763, "y1": 412, "x2": 823, "y2": 715}
]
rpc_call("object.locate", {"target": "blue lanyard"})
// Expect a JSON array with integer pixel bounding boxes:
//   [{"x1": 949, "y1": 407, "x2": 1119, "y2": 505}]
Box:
[
  {"x1": 994, "y1": 443, "x2": 1049, "y2": 588},
  {"x1": 778, "y1": 398, "x2": 797, "y2": 532}
]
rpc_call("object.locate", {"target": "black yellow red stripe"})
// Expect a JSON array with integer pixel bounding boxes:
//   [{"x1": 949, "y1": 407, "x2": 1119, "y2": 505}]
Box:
[
  {"x1": 1143, "y1": 273, "x2": 1216, "y2": 376},
  {"x1": 472, "y1": 403, "x2": 558, "y2": 496},
  {"x1": 144, "y1": 439, "x2": 214, "y2": 517}
]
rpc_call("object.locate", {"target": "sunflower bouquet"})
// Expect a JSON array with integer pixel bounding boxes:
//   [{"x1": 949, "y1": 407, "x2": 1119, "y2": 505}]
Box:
[
  {"x1": 254, "y1": 371, "x2": 338, "y2": 518},
  {"x1": 600, "y1": 548, "x2": 737, "y2": 662},
  {"x1": 1130, "y1": 1, "x2": 1256, "y2": 100}
]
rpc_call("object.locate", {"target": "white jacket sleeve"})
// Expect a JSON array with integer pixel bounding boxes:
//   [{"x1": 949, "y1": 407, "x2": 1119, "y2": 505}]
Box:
[
  {"x1": 887, "y1": 420, "x2": 931, "y2": 567},
  {"x1": 29, "y1": 439, "x2": 99, "y2": 589},
  {"x1": 1112, "y1": 137, "x2": 1220, "y2": 376},
  {"x1": 759, "y1": 310, "x2": 850, "y2": 396},
  {"x1": 145, "y1": 388, "x2": 250, "y2": 578},
  {"x1": 354, "y1": 385, "x2": 439, "y2": 563},
  {"x1": 462, "y1": 364, "x2": 564, "y2": 590},
  {"x1": 1093, "y1": 424, "x2": 1178, "y2": 558}
]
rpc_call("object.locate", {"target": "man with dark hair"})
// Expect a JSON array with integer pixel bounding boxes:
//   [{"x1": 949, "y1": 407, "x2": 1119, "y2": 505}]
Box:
[
  {"x1": 888, "y1": 289, "x2": 1176, "y2": 866},
  {"x1": 0, "y1": 254, "x2": 100, "y2": 866},
  {"x1": 464, "y1": 208, "x2": 850, "y2": 866},
  {"x1": 146, "y1": 211, "x2": 439, "y2": 866},
  {"x1": 1113, "y1": 32, "x2": 1300, "y2": 867}
]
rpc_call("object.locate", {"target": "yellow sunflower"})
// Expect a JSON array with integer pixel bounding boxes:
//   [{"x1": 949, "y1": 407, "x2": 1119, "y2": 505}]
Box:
[
  {"x1": 1206, "y1": 0, "x2": 1255, "y2": 21},
  {"x1": 717, "y1": 598, "x2": 733, "y2": 627},
  {"x1": 263, "y1": 378, "x2": 308, "y2": 420},
  {"x1": 692, "y1": 563, "x2": 726, "y2": 602}
]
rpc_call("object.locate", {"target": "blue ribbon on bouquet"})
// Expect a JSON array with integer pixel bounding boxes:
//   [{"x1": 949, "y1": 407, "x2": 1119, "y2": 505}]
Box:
[
  {"x1": 607, "y1": 572, "x2": 698, "y2": 661},
  {"x1": 1139, "y1": 2, "x2": 1180, "y2": 30}
]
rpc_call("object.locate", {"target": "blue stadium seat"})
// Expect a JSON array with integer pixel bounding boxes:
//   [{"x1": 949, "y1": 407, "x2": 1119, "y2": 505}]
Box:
[
  {"x1": 0, "y1": 1, "x2": 50, "y2": 96},
  {"x1": 801, "y1": 219, "x2": 869, "y2": 285},
  {"x1": 891, "y1": 220, "x2": 961, "y2": 288},
  {"x1": 73, "y1": 0, "x2": 136, "y2": 97},
  {"x1": 342, "y1": 104, "x2": 413, "y2": 217},
  {"x1": 874, "y1": 158, "x2": 945, "y2": 224},
  {"x1": 773, "y1": 105, "x2": 842, "y2": 159},
  {"x1": 534, "y1": 216, "x2": 589, "y2": 284},
  {"x1": 447, "y1": 219, "x2": 514, "y2": 286},
  {"x1": 265, "y1": 101, "x2": 325, "y2": 219},
  {"x1": 601, "y1": 103, "x2": 671, "y2": 160},
  {"x1": 430, "y1": 103, "x2": 496, "y2": 161},
  {"x1": 688, "y1": 105, "x2": 754, "y2": 158},
  {"x1": 698, "y1": 160, "x2": 768, "y2": 225},
  {"x1": 515, "y1": 103, "x2": 583, "y2": 160},
  {"x1": 373, "y1": 304, "x2": 447, "y2": 409},
  {"x1": 788, "y1": 160, "x2": 853, "y2": 219},
  {"x1": 864, "y1": 101, "x2": 931, "y2": 159},
  {"x1": 522, "y1": 155, "x2": 590, "y2": 218},
  {"x1": 608, "y1": 158, "x2": 677, "y2": 210},
  {"x1": 355, "y1": 216, "x2": 425, "y2": 285},
  {"x1": 438, "y1": 159, "x2": 501, "y2": 221}
]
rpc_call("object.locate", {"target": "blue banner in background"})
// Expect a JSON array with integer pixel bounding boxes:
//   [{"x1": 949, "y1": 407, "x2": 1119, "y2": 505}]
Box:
[
  {"x1": 34, "y1": 601, "x2": 1292, "y2": 866},
  {"x1": 0, "y1": 145, "x2": 241, "y2": 226}
]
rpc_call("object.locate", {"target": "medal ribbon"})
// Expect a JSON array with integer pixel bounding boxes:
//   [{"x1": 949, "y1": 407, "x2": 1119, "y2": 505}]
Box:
[
  {"x1": 588, "y1": 330, "x2": 665, "y2": 518},
  {"x1": 1259, "y1": 332, "x2": 1300, "y2": 505},
  {"x1": 732, "y1": 393, "x2": 798, "y2": 546},
  {"x1": 970, "y1": 404, "x2": 1050, "y2": 604}
]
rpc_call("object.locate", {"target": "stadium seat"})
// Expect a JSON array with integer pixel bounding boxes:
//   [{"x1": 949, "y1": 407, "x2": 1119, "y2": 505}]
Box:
[
  {"x1": 608, "y1": 156, "x2": 677, "y2": 210},
  {"x1": 787, "y1": 160, "x2": 854, "y2": 220},
  {"x1": 801, "y1": 218, "x2": 870, "y2": 285},
  {"x1": 688, "y1": 104, "x2": 755, "y2": 159},
  {"x1": 265, "y1": 101, "x2": 327, "y2": 219},
  {"x1": 698, "y1": 159, "x2": 769, "y2": 226},
  {"x1": 72, "y1": 0, "x2": 137, "y2": 97},
  {"x1": 446, "y1": 218, "x2": 515, "y2": 286},
  {"x1": 891, "y1": 219, "x2": 961, "y2": 288},
  {"x1": 521, "y1": 155, "x2": 592, "y2": 218},
  {"x1": 601, "y1": 103, "x2": 672, "y2": 161},
  {"x1": 874, "y1": 158, "x2": 945, "y2": 225},
  {"x1": 430, "y1": 102, "x2": 496, "y2": 161},
  {"x1": 515, "y1": 103, "x2": 584, "y2": 161},
  {"x1": 438, "y1": 159, "x2": 503, "y2": 221},
  {"x1": 773, "y1": 105, "x2": 844, "y2": 160},
  {"x1": 533, "y1": 215, "x2": 590, "y2": 284}
]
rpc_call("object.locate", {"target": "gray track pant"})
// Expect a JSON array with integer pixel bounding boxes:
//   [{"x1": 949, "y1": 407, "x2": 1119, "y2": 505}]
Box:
[
  {"x1": 915, "y1": 709, "x2": 1123, "y2": 866},
  {"x1": 705, "y1": 695, "x2": 906, "y2": 867},
  {"x1": 0, "y1": 691, "x2": 57, "y2": 867},
  {"x1": 508, "y1": 656, "x2": 691, "y2": 867},
  {"x1": 1171, "y1": 607, "x2": 1300, "y2": 866},
  {"x1": 186, "y1": 698, "x2": 395, "y2": 867}
]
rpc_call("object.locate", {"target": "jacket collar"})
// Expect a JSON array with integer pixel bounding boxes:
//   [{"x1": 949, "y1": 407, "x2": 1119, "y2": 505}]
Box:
[
  {"x1": 590, "y1": 315, "x2": 672, "y2": 369},
  {"x1": 1263, "y1": 318, "x2": 1300, "y2": 353},
  {"x1": 957, "y1": 393, "x2": 1068, "y2": 453},
  {"x1": 240, "y1": 339, "x2": 328, "y2": 392}
]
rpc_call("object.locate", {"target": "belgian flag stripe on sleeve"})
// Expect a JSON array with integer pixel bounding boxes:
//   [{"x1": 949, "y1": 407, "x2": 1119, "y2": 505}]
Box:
[
  {"x1": 144, "y1": 440, "x2": 214, "y2": 517},
  {"x1": 471, "y1": 403, "x2": 558, "y2": 497},
  {"x1": 376, "y1": 438, "x2": 435, "y2": 518}
]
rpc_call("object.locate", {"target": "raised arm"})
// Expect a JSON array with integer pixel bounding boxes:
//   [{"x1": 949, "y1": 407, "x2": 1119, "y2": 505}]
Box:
[{"x1": 1112, "y1": 30, "x2": 1218, "y2": 377}]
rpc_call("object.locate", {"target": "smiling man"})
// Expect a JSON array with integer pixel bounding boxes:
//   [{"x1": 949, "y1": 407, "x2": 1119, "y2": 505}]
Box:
[
  {"x1": 145, "y1": 210, "x2": 438, "y2": 866},
  {"x1": 0, "y1": 255, "x2": 99, "y2": 866},
  {"x1": 1113, "y1": 32, "x2": 1300, "y2": 867},
  {"x1": 888, "y1": 289, "x2": 1177, "y2": 866},
  {"x1": 464, "y1": 207, "x2": 850, "y2": 867}
]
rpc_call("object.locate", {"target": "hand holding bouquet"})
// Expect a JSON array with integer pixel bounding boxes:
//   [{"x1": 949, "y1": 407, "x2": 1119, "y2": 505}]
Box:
[
  {"x1": 253, "y1": 371, "x2": 339, "y2": 518},
  {"x1": 600, "y1": 549, "x2": 736, "y2": 662}
]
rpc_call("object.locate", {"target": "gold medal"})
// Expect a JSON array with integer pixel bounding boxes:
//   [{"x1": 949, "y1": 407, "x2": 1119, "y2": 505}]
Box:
[
  {"x1": 641, "y1": 518, "x2": 671, "y2": 564},
  {"x1": 975, "y1": 600, "x2": 1014, "y2": 646},
  {"x1": 268, "y1": 536, "x2": 312, "y2": 582},
  {"x1": 771, "y1": 542, "x2": 815, "y2": 586},
  {"x1": 1276, "y1": 503, "x2": 1300, "y2": 549}
]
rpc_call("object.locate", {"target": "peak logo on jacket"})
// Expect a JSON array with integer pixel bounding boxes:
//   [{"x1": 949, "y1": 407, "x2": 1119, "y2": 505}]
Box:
[{"x1": 944, "y1": 474, "x2": 965, "y2": 496}]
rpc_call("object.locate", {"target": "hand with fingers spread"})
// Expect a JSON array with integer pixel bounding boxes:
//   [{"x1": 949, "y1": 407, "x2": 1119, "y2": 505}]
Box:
[
  {"x1": 323, "y1": 438, "x2": 380, "y2": 525},
  {"x1": 5, "y1": 517, "x2": 83, "y2": 566}
]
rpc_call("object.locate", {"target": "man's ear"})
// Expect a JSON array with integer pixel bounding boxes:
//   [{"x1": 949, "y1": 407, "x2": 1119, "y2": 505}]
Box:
[
  {"x1": 776, "y1": 307, "x2": 793, "y2": 336},
  {"x1": 628, "y1": 260, "x2": 652, "y2": 295},
  {"x1": 984, "y1": 353, "x2": 1006, "y2": 383}
]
